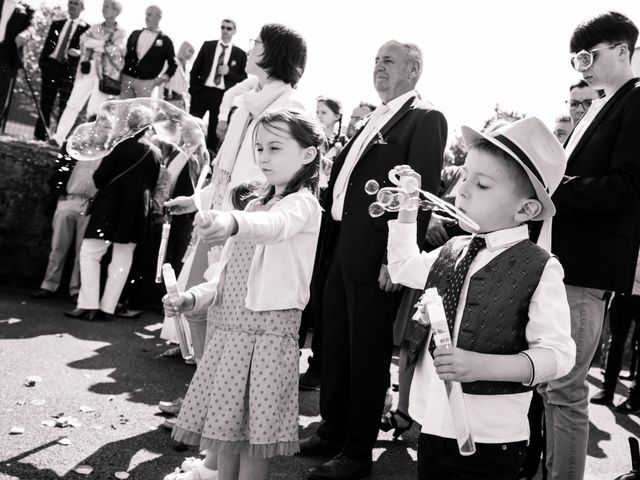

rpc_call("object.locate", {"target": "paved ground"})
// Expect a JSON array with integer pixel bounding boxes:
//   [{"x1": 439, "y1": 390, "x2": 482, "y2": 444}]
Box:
[{"x1": 0, "y1": 285, "x2": 639, "y2": 479}]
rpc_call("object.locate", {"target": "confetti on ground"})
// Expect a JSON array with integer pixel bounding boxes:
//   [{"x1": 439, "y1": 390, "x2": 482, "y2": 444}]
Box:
[
  {"x1": 114, "y1": 472, "x2": 130, "y2": 479},
  {"x1": 0, "y1": 318, "x2": 22, "y2": 324},
  {"x1": 31, "y1": 399, "x2": 46, "y2": 406},
  {"x1": 55, "y1": 416, "x2": 83, "y2": 428},
  {"x1": 57, "y1": 437, "x2": 72, "y2": 445},
  {"x1": 79, "y1": 405, "x2": 95, "y2": 413},
  {"x1": 134, "y1": 332, "x2": 154, "y2": 340},
  {"x1": 9, "y1": 427, "x2": 24, "y2": 435},
  {"x1": 74, "y1": 465, "x2": 93, "y2": 475},
  {"x1": 41, "y1": 420, "x2": 56, "y2": 427},
  {"x1": 24, "y1": 376, "x2": 42, "y2": 387}
]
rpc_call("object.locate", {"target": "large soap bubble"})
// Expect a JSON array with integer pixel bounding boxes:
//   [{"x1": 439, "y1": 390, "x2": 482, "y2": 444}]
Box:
[{"x1": 66, "y1": 98, "x2": 206, "y2": 161}]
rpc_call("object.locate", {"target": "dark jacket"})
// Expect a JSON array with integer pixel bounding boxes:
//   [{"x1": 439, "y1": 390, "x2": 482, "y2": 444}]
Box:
[
  {"x1": 189, "y1": 40, "x2": 247, "y2": 94},
  {"x1": 38, "y1": 18, "x2": 89, "y2": 71},
  {"x1": 85, "y1": 136, "x2": 161, "y2": 244},
  {"x1": 0, "y1": 1, "x2": 33, "y2": 69},
  {"x1": 552, "y1": 77, "x2": 640, "y2": 294},
  {"x1": 314, "y1": 96, "x2": 448, "y2": 286},
  {"x1": 122, "y1": 29, "x2": 177, "y2": 80}
]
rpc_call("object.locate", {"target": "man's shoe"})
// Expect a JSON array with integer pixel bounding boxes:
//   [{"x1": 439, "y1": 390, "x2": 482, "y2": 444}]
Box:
[
  {"x1": 63, "y1": 308, "x2": 107, "y2": 321},
  {"x1": 590, "y1": 389, "x2": 614, "y2": 405},
  {"x1": 616, "y1": 398, "x2": 640, "y2": 414},
  {"x1": 32, "y1": 288, "x2": 54, "y2": 299},
  {"x1": 298, "y1": 434, "x2": 341, "y2": 457},
  {"x1": 307, "y1": 454, "x2": 371, "y2": 479},
  {"x1": 300, "y1": 370, "x2": 321, "y2": 391}
]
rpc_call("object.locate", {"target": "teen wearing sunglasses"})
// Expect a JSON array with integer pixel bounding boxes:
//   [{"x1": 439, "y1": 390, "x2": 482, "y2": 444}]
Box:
[{"x1": 540, "y1": 11, "x2": 640, "y2": 480}]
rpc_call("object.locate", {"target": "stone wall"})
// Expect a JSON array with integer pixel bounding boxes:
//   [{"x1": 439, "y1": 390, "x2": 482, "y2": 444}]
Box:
[{"x1": 0, "y1": 136, "x2": 55, "y2": 288}]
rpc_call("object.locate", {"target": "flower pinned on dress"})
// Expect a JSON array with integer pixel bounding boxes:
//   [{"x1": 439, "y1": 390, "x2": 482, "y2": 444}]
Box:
[
  {"x1": 155, "y1": 39, "x2": 163, "y2": 47},
  {"x1": 231, "y1": 60, "x2": 237, "y2": 67}
]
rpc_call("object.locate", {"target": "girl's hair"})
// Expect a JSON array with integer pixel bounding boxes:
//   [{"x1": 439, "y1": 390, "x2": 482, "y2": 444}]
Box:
[
  {"x1": 252, "y1": 108, "x2": 326, "y2": 202},
  {"x1": 228, "y1": 180, "x2": 262, "y2": 210},
  {"x1": 256, "y1": 23, "x2": 307, "y2": 87},
  {"x1": 316, "y1": 96, "x2": 343, "y2": 145},
  {"x1": 177, "y1": 41, "x2": 195, "y2": 62}
]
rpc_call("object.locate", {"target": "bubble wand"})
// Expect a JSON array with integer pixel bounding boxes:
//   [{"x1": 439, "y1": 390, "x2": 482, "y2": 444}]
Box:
[
  {"x1": 365, "y1": 168, "x2": 480, "y2": 232},
  {"x1": 192, "y1": 163, "x2": 210, "y2": 219},
  {"x1": 422, "y1": 288, "x2": 476, "y2": 456}
]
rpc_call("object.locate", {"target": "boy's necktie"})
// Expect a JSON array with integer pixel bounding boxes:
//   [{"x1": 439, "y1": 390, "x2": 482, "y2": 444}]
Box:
[
  {"x1": 430, "y1": 236, "x2": 486, "y2": 355},
  {"x1": 213, "y1": 44, "x2": 228, "y2": 86}
]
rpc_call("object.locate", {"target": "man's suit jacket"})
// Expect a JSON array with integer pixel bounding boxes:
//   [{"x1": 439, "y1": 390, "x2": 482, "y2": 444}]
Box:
[
  {"x1": 189, "y1": 40, "x2": 247, "y2": 94},
  {"x1": 38, "y1": 18, "x2": 89, "y2": 71},
  {"x1": 122, "y1": 29, "x2": 177, "y2": 80},
  {"x1": 552, "y1": 77, "x2": 640, "y2": 294},
  {"x1": 314, "y1": 96, "x2": 448, "y2": 286},
  {"x1": 0, "y1": 1, "x2": 33, "y2": 69}
]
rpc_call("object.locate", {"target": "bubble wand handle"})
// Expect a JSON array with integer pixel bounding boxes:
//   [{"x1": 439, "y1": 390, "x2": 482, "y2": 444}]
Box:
[
  {"x1": 193, "y1": 164, "x2": 210, "y2": 221},
  {"x1": 423, "y1": 288, "x2": 476, "y2": 456},
  {"x1": 161, "y1": 264, "x2": 191, "y2": 359},
  {"x1": 155, "y1": 222, "x2": 171, "y2": 283}
]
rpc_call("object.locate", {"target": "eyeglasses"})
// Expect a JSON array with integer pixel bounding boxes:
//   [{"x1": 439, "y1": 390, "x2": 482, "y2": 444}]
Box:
[
  {"x1": 570, "y1": 43, "x2": 621, "y2": 72},
  {"x1": 565, "y1": 99, "x2": 595, "y2": 110},
  {"x1": 248, "y1": 38, "x2": 263, "y2": 49},
  {"x1": 220, "y1": 26, "x2": 234, "y2": 31}
]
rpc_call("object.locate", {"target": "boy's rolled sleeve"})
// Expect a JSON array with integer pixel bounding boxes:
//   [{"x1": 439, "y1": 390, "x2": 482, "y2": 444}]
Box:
[
  {"x1": 522, "y1": 256, "x2": 576, "y2": 386},
  {"x1": 387, "y1": 220, "x2": 439, "y2": 289}
]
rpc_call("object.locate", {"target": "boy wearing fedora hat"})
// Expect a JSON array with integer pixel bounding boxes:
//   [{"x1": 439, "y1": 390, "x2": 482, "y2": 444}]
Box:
[{"x1": 386, "y1": 117, "x2": 576, "y2": 479}]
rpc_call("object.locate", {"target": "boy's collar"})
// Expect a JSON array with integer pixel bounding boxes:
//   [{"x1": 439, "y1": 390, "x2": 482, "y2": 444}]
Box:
[{"x1": 474, "y1": 224, "x2": 529, "y2": 251}]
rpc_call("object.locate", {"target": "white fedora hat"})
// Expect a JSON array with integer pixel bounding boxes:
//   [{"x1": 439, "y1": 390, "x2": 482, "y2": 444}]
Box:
[{"x1": 461, "y1": 117, "x2": 567, "y2": 221}]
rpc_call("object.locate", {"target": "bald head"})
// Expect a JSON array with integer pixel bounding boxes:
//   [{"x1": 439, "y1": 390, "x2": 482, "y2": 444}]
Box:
[{"x1": 145, "y1": 5, "x2": 162, "y2": 31}]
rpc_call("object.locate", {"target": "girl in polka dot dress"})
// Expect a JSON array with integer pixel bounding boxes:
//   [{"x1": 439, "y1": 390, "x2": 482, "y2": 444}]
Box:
[{"x1": 162, "y1": 109, "x2": 324, "y2": 480}]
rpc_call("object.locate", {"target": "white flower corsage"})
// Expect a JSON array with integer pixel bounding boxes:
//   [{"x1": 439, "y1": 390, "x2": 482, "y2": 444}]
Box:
[
  {"x1": 231, "y1": 60, "x2": 237, "y2": 67},
  {"x1": 372, "y1": 130, "x2": 388, "y2": 146},
  {"x1": 155, "y1": 39, "x2": 163, "y2": 47}
]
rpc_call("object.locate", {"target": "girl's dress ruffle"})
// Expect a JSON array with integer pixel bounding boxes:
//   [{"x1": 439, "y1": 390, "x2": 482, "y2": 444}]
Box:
[{"x1": 172, "y1": 424, "x2": 298, "y2": 458}]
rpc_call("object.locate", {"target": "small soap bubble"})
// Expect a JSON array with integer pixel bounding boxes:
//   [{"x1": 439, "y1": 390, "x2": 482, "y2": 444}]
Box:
[
  {"x1": 368, "y1": 202, "x2": 385, "y2": 218},
  {"x1": 364, "y1": 180, "x2": 380, "y2": 196},
  {"x1": 420, "y1": 199, "x2": 435, "y2": 211},
  {"x1": 377, "y1": 189, "x2": 395, "y2": 207},
  {"x1": 66, "y1": 98, "x2": 207, "y2": 162},
  {"x1": 406, "y1": 197, "x2": 420, "y2": 211},
  {"x1": 399, "y1": 176, "x2": 420, "y2": 193}
]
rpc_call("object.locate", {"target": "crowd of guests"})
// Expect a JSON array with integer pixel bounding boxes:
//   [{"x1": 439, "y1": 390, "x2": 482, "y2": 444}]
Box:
[{"x1": 3, "y1": 1, "x2": 638, "y2": 479}]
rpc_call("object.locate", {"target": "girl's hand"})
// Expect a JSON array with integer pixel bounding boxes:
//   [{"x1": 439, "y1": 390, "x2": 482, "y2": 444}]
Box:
[
  {"x1": 165, "y1": 195, "x2": 196, "y2": 215},
  {"x1": 432, "y1": 346, "x2": 483, "y2": 383},
  {"x1": 162, "y1": 292, "x2": 195, "y2": 317},
  {"x1": 194, "y1": 210, "x2": 238, "y2": 246}
]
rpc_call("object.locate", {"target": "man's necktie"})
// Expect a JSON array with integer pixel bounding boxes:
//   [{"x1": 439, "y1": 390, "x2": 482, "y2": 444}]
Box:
[
  {"x1": 430, "y1": 236, "x2": 486, "y2": 355},
  {"x1": 54, "y1": 20, "x2": 73, "y2": 63},
  {"x1": 213, "y1": 44, "x2": 228, "y2": 86}
]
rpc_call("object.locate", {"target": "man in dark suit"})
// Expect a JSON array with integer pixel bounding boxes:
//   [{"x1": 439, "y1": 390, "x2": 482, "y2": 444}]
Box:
[
  {"x1": 301, "y1": 40, "x2": 447, "y2": 480},
  {"x1": 34, "y1": 0, "x2": 89, "y2": 141},
  {"x1": 120, "y1": 5, "x2": 177, "y2": 99},
  {"x1": 189, "y1": 19, "x2": 247, "y2": 150},
  {"x1": 540, "y1": 12, "x2": 640, "y2": 480},
  {"x1": 0, "y1": 0, "x2": 33, "y2": 126}
]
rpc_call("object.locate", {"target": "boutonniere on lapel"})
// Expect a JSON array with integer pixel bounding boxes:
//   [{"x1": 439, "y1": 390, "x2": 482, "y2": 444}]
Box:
[
  {"x1": 372, "y1": 129, "x2": 388, "y2": 146},
  {"x1": 155, "y1": 38, "x2": 163, "y2": 47},
  {"x1": 231, "y1": 60, "x2": 237, "y2": 67}
]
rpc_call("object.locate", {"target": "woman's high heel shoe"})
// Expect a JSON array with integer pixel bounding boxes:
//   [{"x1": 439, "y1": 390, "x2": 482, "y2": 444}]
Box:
[{"x1": 380, "y1": 409, "x2": 414, "y2": 439}]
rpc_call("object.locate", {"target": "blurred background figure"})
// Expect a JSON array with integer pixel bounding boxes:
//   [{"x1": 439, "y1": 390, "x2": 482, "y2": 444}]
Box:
[
  {"x1": 566, "y1": 79, "x2": 601, "y2": 125},
  {"x1": 553, "y1": 114, "x2": 572, "y2": 144},
  {"x1": 163, "y1": 40, "x2": 194, "y2": 111},
  {"x1": 52, "y1": 0, "x2": 126, "y2": 147},
  {"x1": 345, "y1": 101, "x2": 375, "y2": 139},
  {"x1": 120, "y1": 5, "x2": 176, "y2": 99},
  {"x1": 189, "y1": 18, "x2": 247, "y2": 151},
  {"x1": 34, "y1": 0, "x2": 89, "y2": 141},
  {"x1": 0, "y1": 0, "x2": 33, "y2": 125}
]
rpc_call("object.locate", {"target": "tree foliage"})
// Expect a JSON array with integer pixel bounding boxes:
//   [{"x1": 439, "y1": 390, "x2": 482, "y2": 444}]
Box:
[{"x1": 444, "y1": 104, "x2": 526, "y2": 167}]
